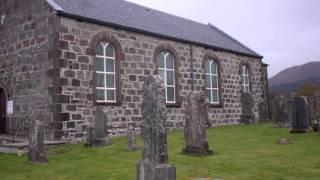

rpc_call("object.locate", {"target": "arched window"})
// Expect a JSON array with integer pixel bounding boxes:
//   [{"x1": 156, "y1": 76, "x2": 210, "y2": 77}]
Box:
[
  {"x1": 204, "y1": 59, "x2": 220, "y2": 104},
  {"x1": 95, "y1": 42, "x2": 116, "y2": 103},
  {"x1": 156, "y1": 51, "x2": 176, "y2": 103},
  {"x1": 241, "y1": 64, "x2": 250, "y2": 93}
]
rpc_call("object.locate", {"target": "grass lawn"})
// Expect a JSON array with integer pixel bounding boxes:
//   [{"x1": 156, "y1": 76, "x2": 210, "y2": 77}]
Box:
[{"x1": 0, "y1": 123, "x2": 319, "y2": 180}]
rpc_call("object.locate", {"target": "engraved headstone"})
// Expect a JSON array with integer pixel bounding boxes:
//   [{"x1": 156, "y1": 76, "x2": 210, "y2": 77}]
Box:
[
  {"x1": 87, "y1": 107, "x2": 112, "y2": 147},
  {"x1": 183, "y1": 92, "x2": 213, "y2": 156},
  {"x1": 128, "y1": 124, "x2": 136, "y2": 151},
  {"x1": 84, "y1": 125, "x2": 95, "y2": 147},
  {"x1": 240, "y1": 92, "x2": 255, "y2": 124},
  {"x1": 272, "y1": 96, "x2": 291, "y2": 128},
  {"x1": 136, "y1": 75, "x2": 176, "y2": 180},
  {"x1": 28, "y1": 119, "x2": 46, "y2": 163},
  {"x1": 258, "y1": 102, "x2": 269, "y2": 122},
  {"x1": 290, "y1": 96, "x2": 311, "y2": 133},
  {"x1": 316, "y1": 94, "x2": 320, "y2": 134}
]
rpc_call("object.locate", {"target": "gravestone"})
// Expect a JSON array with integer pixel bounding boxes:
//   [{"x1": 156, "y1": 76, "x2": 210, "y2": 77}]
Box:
[
  {"x1": 85, "y1": 107, "x2": 112, "y2": 147},
  {"x1": 309, "y1": 98, "x2": 316, "y2": 129},
  {"x1": 137, "y1": 75, "x2": 176, "y2": 180},
  {"x1": 316, "y1": 94, "x2": 320, "y2": 134},
  {"x1": 84, "y1": 125, "x2": 95, "y2": 147},
  {"x1": 258, "y1": 102, "x2": 269, "y2": 122},
  {"x1": 183, "y1": 92, "x2": 213, "y2": 156},
  {"x1": 272, "y1": 96, "x2": 291, "y2": 128},
  {"x1": 240, "y1": 92, "x2": 255, "y2": 124},
  {"x1": 127, "y1": 124, "x2": 136, "y2": 151},
  {"x1": 290, "y1": 96, "x2": 311, "y2": 133},
  {"x1": 28, "y1": 119, "x2": 46, "y2": 163}
]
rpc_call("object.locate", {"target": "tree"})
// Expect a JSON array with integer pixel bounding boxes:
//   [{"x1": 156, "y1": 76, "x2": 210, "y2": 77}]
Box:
[{"x1": 296, "y1": 83, "x2": 320, "y2": 98}]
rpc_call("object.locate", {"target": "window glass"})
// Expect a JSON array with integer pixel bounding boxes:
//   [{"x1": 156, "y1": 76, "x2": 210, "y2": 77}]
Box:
[
  {"x1": 205, "y1": 60, "x2": 220, "y2": 104},
  {"x1": 95, "y1": 42, "x2": 116, "y2": 102},
  {"x1": 156, "y1": 51, "x2": 176, "y2": 103},
  {"x1": 241, "y1": 65, "x2": 250, "y2": 93}
]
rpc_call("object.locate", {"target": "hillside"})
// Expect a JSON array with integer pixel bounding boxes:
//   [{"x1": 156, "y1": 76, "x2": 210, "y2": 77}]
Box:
[{"x1": 269, "y1": 61, "x2": 320, "y2": 93}]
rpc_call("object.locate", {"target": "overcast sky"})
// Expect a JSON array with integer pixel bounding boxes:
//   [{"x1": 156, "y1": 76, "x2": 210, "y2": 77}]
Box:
[{"x1": 127, "y1": 0, "x2": 320, "y2": 77}]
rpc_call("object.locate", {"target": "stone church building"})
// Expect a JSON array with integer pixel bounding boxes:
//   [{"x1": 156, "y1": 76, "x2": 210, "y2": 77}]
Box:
[{"x1": 0, "y1": 0, "x2": 268, "y2": 140}]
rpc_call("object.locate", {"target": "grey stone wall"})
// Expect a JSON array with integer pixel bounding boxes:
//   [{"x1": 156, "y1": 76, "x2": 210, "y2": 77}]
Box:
[
  {"x1": 0, "y1": 0, "x2": 57, "y2": 138},
  {"x1": 53, "y1": 17, "x2": 265, "y2": 139}
]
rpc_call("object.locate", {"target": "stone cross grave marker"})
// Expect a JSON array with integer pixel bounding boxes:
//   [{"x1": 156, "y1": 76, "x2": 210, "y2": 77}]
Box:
[
  {"x1": 183, "y1": 92, "x2": 213, "y2": 156},
  {"x1": 291, "y1": 96, "x2": 311, "y2": 133},
  {"x1": 28, "y1": 119, "x2": 46, "y2": 163},
  {"x1": 136, "y1": 75, "x2": 176, "y2": 180},
  {"x1": 240, "y1": 92, "x2": 255, "y2": 124}
]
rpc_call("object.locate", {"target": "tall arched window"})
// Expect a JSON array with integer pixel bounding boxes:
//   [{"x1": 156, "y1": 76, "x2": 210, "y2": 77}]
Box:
[
  {"x1": 205, "y1": 59, "x2": 220, "y2": 104},
  {"x1": 95, "y1": 42, "x2": 116, "y2": 103},
  {"x1": 241, "y1": 64, "x2": 250, "y2": 93},
  {"x1": 156, "y1": 51, "x2": 176, "y2": 103}
]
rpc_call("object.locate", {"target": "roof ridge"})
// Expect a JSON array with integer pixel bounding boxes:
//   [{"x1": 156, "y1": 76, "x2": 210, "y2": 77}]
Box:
[
  {"x1": 50, "y1": 0, "x2": 262, "y2": 58},
  {"x1": 123, "y1": 0, "x2": 216, "y2": 28},
  {"x1": 207, "y1": 23, "x2": 261, "y2": 57}
]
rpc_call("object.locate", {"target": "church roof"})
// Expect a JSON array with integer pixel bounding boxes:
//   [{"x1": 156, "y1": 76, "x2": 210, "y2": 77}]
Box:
[{"x1": 47, "y1": 0, "x2": 262, "y2": 58}]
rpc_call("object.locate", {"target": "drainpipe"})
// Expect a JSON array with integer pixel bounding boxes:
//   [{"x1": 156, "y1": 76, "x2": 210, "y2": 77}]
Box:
[{"x1": 189, "y1": 44, "x2": 194, "y2": 91}]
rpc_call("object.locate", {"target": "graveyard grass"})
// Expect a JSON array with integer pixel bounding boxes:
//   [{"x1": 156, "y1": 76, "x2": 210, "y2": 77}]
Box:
[{"x1": 0, "y1": 123, "x2": 320, "y2": 180}]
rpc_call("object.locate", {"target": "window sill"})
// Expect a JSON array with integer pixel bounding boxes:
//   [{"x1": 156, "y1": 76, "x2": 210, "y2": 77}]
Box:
[
  {"x1": 166, "y1": 102, "x2": 181, "y2": 108},
  {"x1": 208, "y1": 103, "x2": 223, "y2": 108},
  {"x1": 94, "y1": 101, "x2": 122, "y2": 106}
]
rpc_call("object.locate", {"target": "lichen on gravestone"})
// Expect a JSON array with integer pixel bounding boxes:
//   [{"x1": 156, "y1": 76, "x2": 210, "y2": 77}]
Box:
[
  {"x1": 137, "y1": 75, "x2": 176, "y2": 180},
  {"x1": 183, "y1": 92, "x2": 213, "y2": 156},
  {"x1": 28, "y1": 119, "x2": 46, "y2": 164}
]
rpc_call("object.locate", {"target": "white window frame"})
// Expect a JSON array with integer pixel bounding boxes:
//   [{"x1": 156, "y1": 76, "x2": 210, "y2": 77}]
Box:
[
  {"x1": 96, "y1": 42, "x2": 116, "y2": 103},
  {"x1": 241, "y1": 65, "x2": 250, "y2": 93},
  {"x1": 157, "y1": 52, "x2": 176, "y2": 104},
  {"x1": 205, "y1": 60, "x2": 220, "y2": 104}
]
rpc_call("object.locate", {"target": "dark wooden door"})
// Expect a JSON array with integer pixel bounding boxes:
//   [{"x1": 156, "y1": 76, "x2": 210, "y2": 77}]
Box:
[{"x1": 0, "y1": 88, "x2": 6, "y2": 134}]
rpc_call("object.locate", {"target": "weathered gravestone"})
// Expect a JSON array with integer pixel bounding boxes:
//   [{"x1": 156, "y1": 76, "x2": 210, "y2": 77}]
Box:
[
  {"x1": 28, "y1": 119, "x2": 46, "y2": 163},
  {"x1": 137, "y1": 75, "x2": 176, "y2": 180},
  {"x1": 240, "y1": 92, "x2": 255, "y2": 124},
  {"x1": 128, "y1": 124, "x2": 137, "y2": 151},
  {"x1": 183, "y1": 92, "x2": 213, "y2": 156},
  {"x1": 258, "y1": 102, "x2": 269, "y2": 122},
  {"x1": 85, "y1": 107, "x2": 112, "y2": 147},
  {"x1": 308, "y1": 98, "x2": 318, "y2": 132},
  {"x1": 272, "y1": 96, "x2": 292, "y2": 128},
  {"x1": 316, "y1": 94, "x2": 320, "y2": 134},
  {"x1": 290, "y1": 96, "x2": 311, "y2": 133}
]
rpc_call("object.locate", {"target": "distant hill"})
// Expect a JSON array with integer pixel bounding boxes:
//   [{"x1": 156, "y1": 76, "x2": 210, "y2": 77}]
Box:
[{"x1": 269, "y1": 61, "x2": 320, "y2": 93}]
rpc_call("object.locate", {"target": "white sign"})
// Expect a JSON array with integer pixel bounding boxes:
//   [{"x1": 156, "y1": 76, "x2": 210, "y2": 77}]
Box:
[{"x1": 7, "y1": 101, "x2": 13, "y2": 115}]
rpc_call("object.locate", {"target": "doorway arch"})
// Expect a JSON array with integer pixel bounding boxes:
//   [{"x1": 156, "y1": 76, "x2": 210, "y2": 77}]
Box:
[{"x1": 0, "y1": 87, "x2": 7, "y2": 134}]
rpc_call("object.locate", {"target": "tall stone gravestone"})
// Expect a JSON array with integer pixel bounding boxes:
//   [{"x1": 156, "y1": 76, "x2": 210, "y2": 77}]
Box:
[
  {"x1": 308, "y1": 97, "x2": 317, "y2": 132},
  {"x1": 290, "y1": 96, "x2": 311, "y2": 133},
  {"x1": 316, "y1": 94, "x2": 320, "y2": 134},
  {"x1": 137, "y1": 75, "x2": 176, "y2": 180},
  {"x1": 128, "y1": 124, "x2": 137, "y2": 151},
  {"x1": 240, "y1": 92, "x2": 255, "y2": 124},
  {"x1": 28, "y1": 119, "x2": 46, "y2": 163},
  {"x1": 272, "y1": 96, "x2": 291, "y2": 128},
  {"x1": 258, "y1": 102, "x2": 269, "y2": 122},
  {"x1": 183, "y1": 92, "x2": 213, "y2": 156},
  {"x1": 85, "y1": 107, "x2": 112, "y2": 147}
]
